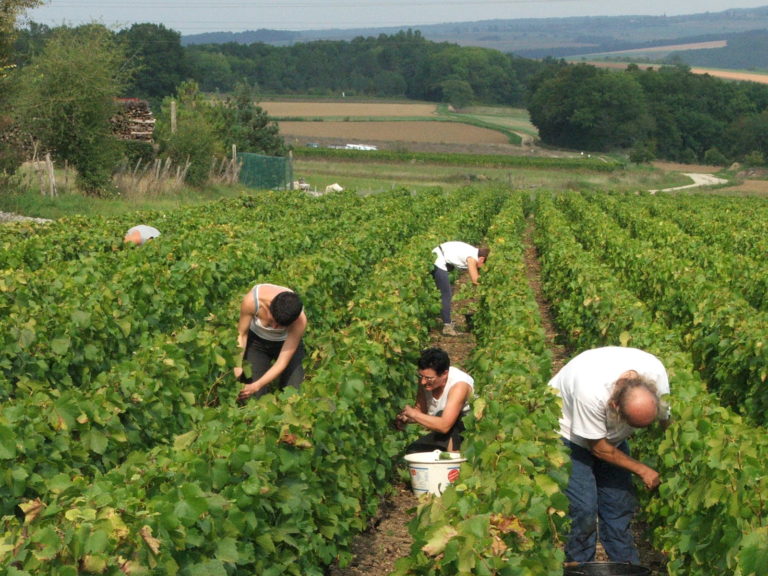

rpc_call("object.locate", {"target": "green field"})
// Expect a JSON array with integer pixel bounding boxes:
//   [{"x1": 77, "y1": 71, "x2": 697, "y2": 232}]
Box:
[
  {"x1": 1, "y1": 186, "x2": 767, "y2": 575},
  {"x1": 2, "y1": 148, "x2": 708, "y2": 220}
]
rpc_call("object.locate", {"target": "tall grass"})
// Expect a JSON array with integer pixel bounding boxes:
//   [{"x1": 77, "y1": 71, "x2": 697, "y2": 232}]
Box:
[{"x1": 0, "y1": 163, "x2": 247, "y2": 219}]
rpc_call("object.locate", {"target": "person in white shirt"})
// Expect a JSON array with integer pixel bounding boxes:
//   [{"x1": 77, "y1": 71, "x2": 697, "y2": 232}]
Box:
[
  {"x1": 396, "y1": 347, "x2": 474, "y2": 454},
  {"x1": 123, "y1": 225, "x2": 160, "y2": 245},
  {"x1": 431, "y1": 241, "x2": 489, "y2": 336},
  {"x1": 549, "y1": 346, "x2": 671, "y2": 565}
]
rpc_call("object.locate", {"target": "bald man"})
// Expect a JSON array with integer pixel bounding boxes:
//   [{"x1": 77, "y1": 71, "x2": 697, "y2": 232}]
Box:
[
  {"x1": 549, "y1": 346, "x2": 670, "y2": 565},
  {"x1": 124, "y1": 225, "x2": 160, "y2": 245}
]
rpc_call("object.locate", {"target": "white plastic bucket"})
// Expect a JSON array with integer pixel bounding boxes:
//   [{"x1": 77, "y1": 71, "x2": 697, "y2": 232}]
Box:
[{"x1": 404, "y1": 450, "x2": 466, "y2": 495}]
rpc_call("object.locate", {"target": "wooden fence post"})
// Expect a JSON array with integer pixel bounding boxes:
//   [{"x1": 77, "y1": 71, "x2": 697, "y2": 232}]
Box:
[{"x1": 45, "y1": 153, "x2": 57, "y2": 197}]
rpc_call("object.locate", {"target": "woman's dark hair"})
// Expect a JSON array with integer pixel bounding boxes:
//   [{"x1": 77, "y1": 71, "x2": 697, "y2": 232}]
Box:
[
  {"x1": 270, "y1": 291, "x2": 303, "y2": 326},
  {"x1": 417, "y1": 347, "x2": 450, "y2": 374},
  {"x1": 478, "y1": 245, "x2": 490, "y2": 259}
]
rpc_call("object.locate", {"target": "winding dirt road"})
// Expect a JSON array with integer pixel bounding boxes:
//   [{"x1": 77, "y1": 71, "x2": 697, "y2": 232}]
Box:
[{"x1": 650, "y1": 172, "x2": 728, "y2": 193}]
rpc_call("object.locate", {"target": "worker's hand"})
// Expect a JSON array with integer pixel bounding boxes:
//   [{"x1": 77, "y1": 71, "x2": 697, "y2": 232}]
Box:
[
  {"x1": 639, "y1": 466, "x2": 661, "y2": 490},
  {"x1": 237, "y1": 383, "x2": 260, "y2": 403},
  {"x1": 401, "y1": 405, "x2": 420, "y2": 420}
]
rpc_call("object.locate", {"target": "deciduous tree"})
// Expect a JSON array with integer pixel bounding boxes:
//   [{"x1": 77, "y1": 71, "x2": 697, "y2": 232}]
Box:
[
  {"x1": 528, "y1": 63, "x2": 651, "y2": 151},
  {"x1": 12, "y1": 24, "x2": 133, "y2": 193},
  {"x1": 0, "y1": 0, "x2": 43, "y2": 174},
  {"x1": 0, "y1": 0, "x2": 42, "y2": 66},
  {"x1": 208, "y1": 81, "x2": 286, "y2": 156},
  {"x1": 118, "y1": 23, "x2": 189, "y2": 102},
  {"x1": 154, "y1": 80, "x2": 224, "y2": 186}
]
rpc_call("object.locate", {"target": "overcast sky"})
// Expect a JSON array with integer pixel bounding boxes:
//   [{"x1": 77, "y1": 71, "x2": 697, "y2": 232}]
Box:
[{"x1": 23, "y1": 1, "x2": 768, "y2": 35}]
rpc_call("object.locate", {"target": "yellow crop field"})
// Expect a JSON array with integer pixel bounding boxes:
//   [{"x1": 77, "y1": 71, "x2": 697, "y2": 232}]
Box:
[
  {"x1": 594, "y1": 40, "x2": 727, "y2": 55},
  {"x1": 586, "y1": 61, "x2": 768, "y2": 85}
]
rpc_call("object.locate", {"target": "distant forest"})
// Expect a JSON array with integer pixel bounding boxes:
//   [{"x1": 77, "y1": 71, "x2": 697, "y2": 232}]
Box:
[
  {"x1": 14, "y1": 26, "x2": 542, "y2": 106},
  {"x1": 12, "y1": 22, "x2": 768, "y2": 166},
  {"x1": 183, "y1": 30, "x2": 541, "y2": 106}
]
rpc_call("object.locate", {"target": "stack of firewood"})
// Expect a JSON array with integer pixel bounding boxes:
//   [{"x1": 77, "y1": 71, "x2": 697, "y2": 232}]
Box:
[{"x1": 111, "y1": 98, "x2": 156, "y2": 142}]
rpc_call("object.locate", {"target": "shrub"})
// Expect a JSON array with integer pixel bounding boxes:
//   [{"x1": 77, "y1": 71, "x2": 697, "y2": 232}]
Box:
[
  {"x1": 160, "y1": 117, "x2": 222, "y2": 186},
  {"x1": 629, "y1": 143, "x2": 656, "y2": 164},
  {"x1": 744, "y1": 150, "x2": 765, "y2": 167},
  {"x1": 120, "y1": 139, "x2": 156, "y2": 165},
  {"x1": 703, "y1": 147, "x2": 729, "y2": 167},
  {"x1": 0, "y1": 116, "x2": 24, "y2": 175}
]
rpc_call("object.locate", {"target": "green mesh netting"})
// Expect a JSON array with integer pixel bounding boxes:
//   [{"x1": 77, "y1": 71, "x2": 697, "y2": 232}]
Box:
[{"x1": 238, "y1": 153, "x2": 293, "y2": 190}]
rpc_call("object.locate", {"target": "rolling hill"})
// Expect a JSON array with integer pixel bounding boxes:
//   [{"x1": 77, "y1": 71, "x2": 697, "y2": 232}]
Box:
[{"x1": 181, "y1": 5, "x2": 768, "y2": 72}]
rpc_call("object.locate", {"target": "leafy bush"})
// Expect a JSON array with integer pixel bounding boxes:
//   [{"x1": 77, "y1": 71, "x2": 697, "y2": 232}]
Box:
[
  {"x1": 703, "y1": 147, "x2": 728, "y2": 167},
  {"x1": 629, "y1": 143, "x2": 656, "y2": 164},
  {"x1": 154, "y1": 82, "x2": 224, "y2": 186},
  {"x1": 160, "y1": 117, "x2": 222, "y2": 185},
  {"x1": 120, "y1": 139, "x2": 156, "y2": 165},
  {"x1": 744, "y1": 150, "x2": 765, "y2": 167},
  {"x1": 0, "y1": 116, "x2": 25, "y2": 175},
  {"x1": 11, "y1": 24, "x2": 133, "y2": 195}
]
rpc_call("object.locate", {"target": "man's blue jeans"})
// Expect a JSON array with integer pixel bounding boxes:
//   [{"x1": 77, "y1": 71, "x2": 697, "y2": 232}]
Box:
[{"x1": 563, "y1": 439, "x2": 640, "y2": 564}]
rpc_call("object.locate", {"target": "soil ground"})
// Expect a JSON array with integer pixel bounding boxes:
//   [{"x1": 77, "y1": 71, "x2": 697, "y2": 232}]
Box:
[
  {"x1": 328, "y1": 221, "x2": 669, "y2": 576},
  {"x1": 279, "y1": 121, "x2": 512, "y2": 145}
]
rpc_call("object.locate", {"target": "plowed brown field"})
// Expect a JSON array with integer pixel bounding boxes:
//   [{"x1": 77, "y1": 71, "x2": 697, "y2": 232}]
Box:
[
  {"x1": 263, "y1": 100, "x2": 522, "y2": 149},
  {"x1": 278, "y1": 120, "x2": 510, "y2": 144}
]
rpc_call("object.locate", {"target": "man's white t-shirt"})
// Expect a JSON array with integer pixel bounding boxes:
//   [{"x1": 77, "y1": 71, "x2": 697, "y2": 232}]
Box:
[
  {"x1": 548, "y1": 347, "x2": 669, "y2": 449},
  {"x1": 432, "y1": 242, "x2": 479, "y2": 272}
]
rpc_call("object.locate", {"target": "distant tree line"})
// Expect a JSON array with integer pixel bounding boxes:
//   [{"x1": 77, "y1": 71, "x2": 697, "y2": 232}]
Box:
[
  {"x1": 527, "y1": 60, "x2": 768, "y2": 165},
  {"x1": 13, "y1": 25, "x2": 542, "y2": 108},
  {"x1": 184, "y1": 30, "x2": 541, "y2": 107},
  {"x1": 7, "y1": 19, "x2": 768, "y2": 193}
]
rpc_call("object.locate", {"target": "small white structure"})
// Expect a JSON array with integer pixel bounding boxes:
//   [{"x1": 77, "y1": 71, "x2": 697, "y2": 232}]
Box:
[
  {"x1": 292, "y1": 178, "x2": 311, "y2": 191},
  {"x1": 325, "y1": 183, "x2": 344, "y2": 194},
  {"x1": 344, "y1": 144, "x2": 377, "y2": 151}
]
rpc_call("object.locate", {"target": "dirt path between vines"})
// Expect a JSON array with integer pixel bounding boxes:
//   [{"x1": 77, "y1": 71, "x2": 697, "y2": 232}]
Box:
[
  {"x1": 329, "y1": 220, "x2": 668, "y2": 575},
  {"x1": 327, "y1": 270, "x2": 479, "y2": 576}
]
